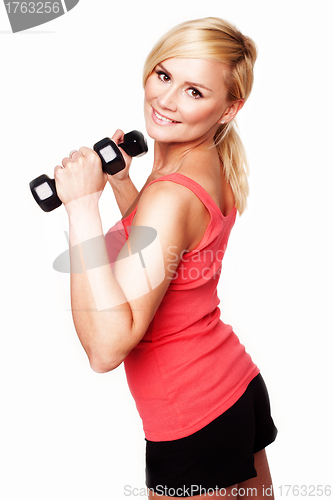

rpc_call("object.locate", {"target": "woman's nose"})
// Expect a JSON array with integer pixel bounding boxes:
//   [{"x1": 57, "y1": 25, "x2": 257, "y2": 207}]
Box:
[{"x1": 157, "y1": 87, "x2": 177, "y2": 112}]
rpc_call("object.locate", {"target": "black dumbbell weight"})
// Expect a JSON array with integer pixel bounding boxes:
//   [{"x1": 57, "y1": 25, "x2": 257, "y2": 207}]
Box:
[{"x1": 29, "y1": 130, "x2": 148, "y2": 212}]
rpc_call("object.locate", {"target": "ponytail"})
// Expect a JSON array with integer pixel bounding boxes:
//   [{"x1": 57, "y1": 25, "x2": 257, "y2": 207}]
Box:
[{"x1": 214, "y1": 120, "x2": 249, "y2": 214}]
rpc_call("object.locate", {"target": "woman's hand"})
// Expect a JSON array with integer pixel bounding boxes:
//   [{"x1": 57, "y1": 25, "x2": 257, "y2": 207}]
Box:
[
  {"x1": 107, "y1": 129, "x2": 133, "y2": 183},
  {"x1": 54, "y1": 147, "x2": 108, "y2": 214}
]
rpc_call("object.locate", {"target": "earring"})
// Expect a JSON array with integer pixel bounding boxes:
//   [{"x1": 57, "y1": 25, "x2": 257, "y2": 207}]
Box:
[{"x1": 221, "y1": 120, "x2": 225, "y2": 124}]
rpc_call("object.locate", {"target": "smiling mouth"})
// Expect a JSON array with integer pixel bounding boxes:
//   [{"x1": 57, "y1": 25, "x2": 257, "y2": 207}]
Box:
[{"x1": 152, "y1": 108, "x2": 180, "y2": 124}]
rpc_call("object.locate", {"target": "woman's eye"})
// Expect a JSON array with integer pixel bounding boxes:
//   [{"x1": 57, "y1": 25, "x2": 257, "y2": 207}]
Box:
[
  {"x1": 156, "y1": 71, "x2": 170, "y2": 83},
  {"x1": 187, "y1": 88, "x2": 203, "y2": 99}
]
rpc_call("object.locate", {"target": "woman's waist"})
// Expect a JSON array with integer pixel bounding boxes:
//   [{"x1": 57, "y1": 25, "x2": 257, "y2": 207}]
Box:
[
  {"x1": 142, "y1": 302, "x2": 222, "y2": 342},
  {"x1": 124, "y1": 318, "x2": 237, "y2": 380},
  {"x1": 123, "y1": 325, "x2": 259, "y2": 440}
]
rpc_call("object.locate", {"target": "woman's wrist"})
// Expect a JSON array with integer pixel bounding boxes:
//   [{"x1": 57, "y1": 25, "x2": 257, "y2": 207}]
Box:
[
  {"x1": 67, "y1": 199, "x2": 103, "y2": 247},
  {"x1": 108, "y1": 174, "x2": 132, "y2": 188},
  {"x1": 65, "y1": 191, "x2": 101, "y2": 216}
]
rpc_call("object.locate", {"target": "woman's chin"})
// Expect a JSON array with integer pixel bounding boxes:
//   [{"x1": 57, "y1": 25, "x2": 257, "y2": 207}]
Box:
[{"x1": 144, "y1": 123, "x2": 179, "y2": 143}]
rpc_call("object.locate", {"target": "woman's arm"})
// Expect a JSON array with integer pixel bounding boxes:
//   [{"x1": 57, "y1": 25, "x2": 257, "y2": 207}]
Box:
[
  {"x1": 107, "y1": 129, "x2": 139, "y2": 216},
  {"x1": 68, "y1": 182, "x2": 194, "y2": 373},
  {"x1": 54, "y1": 147, "x2": 196, "y2": 373},
  {"x1": 108, "y1": 175, "x2": 138, "y2": 216}
]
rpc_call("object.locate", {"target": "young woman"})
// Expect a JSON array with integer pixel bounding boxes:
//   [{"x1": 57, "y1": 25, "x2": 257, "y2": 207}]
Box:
[{"x1": 54, "y1": 17, "x2": 277, "y2": 500}]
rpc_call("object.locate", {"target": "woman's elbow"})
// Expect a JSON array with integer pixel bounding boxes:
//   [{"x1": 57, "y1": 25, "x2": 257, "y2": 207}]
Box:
[
  {"x1": 83, "y1": 332, "x2": 133, "y2": 373},
  {"x1": 88, "y1": 353, "x2": 124, "y2": 373}
]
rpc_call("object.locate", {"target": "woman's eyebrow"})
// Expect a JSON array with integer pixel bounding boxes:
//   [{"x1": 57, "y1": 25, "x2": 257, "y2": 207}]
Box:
[
  {"x1": 156, "y1": 63, "x2": 171, "y2": 77},
  {"x1": 157, "y1": 63, "x2": 212, "y2": 92},
  {"x1": 185, "y1": 80, "x2": 212, "y2": 92}
]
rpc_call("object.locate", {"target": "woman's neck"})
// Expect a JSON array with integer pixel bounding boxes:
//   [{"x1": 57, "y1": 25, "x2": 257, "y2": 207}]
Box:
[{"x1": 151, "y1": 134, "x2": 216, "y2": 175}]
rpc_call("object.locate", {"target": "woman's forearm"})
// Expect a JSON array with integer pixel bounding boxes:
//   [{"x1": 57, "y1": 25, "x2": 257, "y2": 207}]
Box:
[
  {"x1": 68, "y1": 201, "x2": 134, "y2": 373},
  {"x1": 108, "y1": 176, "x2": 139, "y2": 216}
]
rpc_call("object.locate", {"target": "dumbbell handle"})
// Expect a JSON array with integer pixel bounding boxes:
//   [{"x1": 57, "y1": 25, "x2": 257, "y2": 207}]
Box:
[{"x1": 30, "y1": 130, "x2": 148, "y2": 212}]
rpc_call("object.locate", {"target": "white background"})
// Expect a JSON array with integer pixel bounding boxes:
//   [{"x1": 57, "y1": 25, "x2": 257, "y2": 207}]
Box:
[{"x1": 1, "y1": 0, "x2": 332, "y2": 498}]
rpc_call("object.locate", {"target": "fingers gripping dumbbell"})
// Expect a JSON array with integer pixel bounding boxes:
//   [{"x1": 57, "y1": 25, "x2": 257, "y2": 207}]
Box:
[{"x1": 29, "y1": 130, "x2": 148, "y2": 212}]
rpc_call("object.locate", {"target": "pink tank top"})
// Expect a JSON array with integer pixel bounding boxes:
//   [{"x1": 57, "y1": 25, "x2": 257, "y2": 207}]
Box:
[{"x1": 106, "y1": 172, "x2": 259, "y2": 441}]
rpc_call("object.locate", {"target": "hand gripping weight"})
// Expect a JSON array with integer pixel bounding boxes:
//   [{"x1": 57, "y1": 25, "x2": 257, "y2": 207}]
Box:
[{"x1": 29, "y1": 130, "x2": 148, "y2": 212}]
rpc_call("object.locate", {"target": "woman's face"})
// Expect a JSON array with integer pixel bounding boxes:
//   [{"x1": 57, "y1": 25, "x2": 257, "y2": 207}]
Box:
[{"x1": 144, "y1": 57, "x2": 236, "y2": 145}]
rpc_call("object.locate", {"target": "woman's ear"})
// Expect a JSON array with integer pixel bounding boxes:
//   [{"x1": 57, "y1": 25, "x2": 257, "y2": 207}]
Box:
[{"x1": 219, "y1": 99, "x2": 245, "y2": 124}]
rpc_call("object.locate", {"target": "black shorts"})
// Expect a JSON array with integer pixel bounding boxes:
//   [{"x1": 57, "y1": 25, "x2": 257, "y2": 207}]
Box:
[{"x1": 145, "y1": 373, "x2": 277, "y2": 497}]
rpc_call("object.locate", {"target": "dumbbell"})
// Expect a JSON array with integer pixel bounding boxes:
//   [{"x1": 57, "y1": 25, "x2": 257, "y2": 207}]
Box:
[{"x1": 29, "y1": 130, "x2": 148, "y2": 212}]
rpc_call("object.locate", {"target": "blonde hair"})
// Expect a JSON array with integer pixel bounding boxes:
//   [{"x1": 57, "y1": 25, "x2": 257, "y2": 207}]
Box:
[{"x1": 143, "y1": 17, "x2": 258, "y2": 214}]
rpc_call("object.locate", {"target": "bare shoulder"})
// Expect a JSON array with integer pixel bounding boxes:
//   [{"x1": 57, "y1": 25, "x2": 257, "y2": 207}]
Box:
[
  {"x1": 133, "y1": 172, "x2": 211, "y2": 253},
  {"x1": 133, "y1": 179, "x2": 199, "y2": 236},
  {"x1": 137, "y1": 177, "x2": 197, "y2": 214}
]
